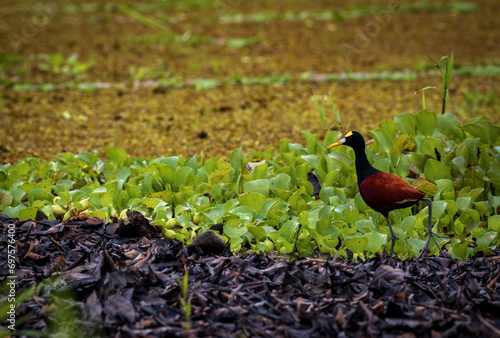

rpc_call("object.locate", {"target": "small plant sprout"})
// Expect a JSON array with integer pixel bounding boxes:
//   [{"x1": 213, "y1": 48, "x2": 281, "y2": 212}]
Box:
[
  {"x1": 415, "y1": 86, "x2": 437, "y2": 111},
  {"x1": 313, "y1": 92, "x2": 346, "y2": 134},
  {"x1": 175, "y1": 272, "x2": 193, "y2": 333},
  {"x1": 428, "y1": 52, "x2": 454, "y2": 114}
]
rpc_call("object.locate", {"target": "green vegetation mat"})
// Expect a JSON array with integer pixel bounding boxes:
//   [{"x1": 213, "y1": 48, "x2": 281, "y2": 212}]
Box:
[{"x1": 1, "y1": 109, "x2": 499, "y2": 259}]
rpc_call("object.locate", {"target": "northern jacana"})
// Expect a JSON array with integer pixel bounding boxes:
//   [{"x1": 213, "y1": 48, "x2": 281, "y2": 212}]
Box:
[{"x1": 329, "y1": 131, "x2": 437, "y2": 258}]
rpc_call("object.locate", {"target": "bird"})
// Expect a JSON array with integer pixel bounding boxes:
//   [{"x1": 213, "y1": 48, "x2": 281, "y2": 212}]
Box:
[{"x1": 329, "y1": 131, "x2": 438, "y2": 258}]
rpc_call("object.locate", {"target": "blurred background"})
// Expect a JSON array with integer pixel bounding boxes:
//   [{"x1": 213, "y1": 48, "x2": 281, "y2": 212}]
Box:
[{"x1": 0, "y1": 0, "x2": 498, "y2": 164}]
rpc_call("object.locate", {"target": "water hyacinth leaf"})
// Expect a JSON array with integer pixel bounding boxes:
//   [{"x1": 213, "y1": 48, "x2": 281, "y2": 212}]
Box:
[
  {"x1": 415, "y1": 180, "x2": 438, "y2": 196},
  {"x1": 464, "y1": 138, "x2": 480, "y2": 164},
  {"x1": 185, "y1": 154, "x2": 198, "y2": 174},
  {"x1": 452, "y1": 156, "x2": 467, "y2": 174},
  {"x1": 244, "y1": 179, "x2": 270, "y2": 197},
  {"x1": 281, "y1": 220, "x2": 299, "y2": 242},
  {"x1": 148, "y1": 190, "x2": 173, "y2": 205},
  {"x1": 229, "y1": 148, "x2": 244, "y2": 170},
  {"x1": 424, "y1": 159, "x2": 451, "y2": 183},
  {"x1": 411, "y1": 152, "x2": 427, "y2": 173},
  {"x1": 432, "y1": 201, "x2": 448, "y2": 218},
  {"x1": 416, "y1": 109, "x2": 437, "y2": 136},
  {"x1": 269, "y1": 173, "x2": 291, "y2": 192},
  {"x1": 318, "y1": 205, "x2": 335, "y2": 220},
  {"x1": 354, "y1": 193, "x2": 368, "y2": 213},
  {"x1": 396, "y1": 154, "x2": 412, "y2": 178},
  {"x1": 452, "y1": 241, "x2": 470, "y2": 259},
  {"x1": 0, "y1": 191, "x2": 13, "y2": 207},
  {"x1": 306, "y1": 133, "x2": 318, "y2": 154},
  {"x1": 319, "y1": 187, "x2": 335, "y2": 204},
  {"x1": 378, "y1": 120, "x2": 397, "y2": 140},
  {"x1": 106, "y1": 146, "x2": 128, "y2": 167},
  {"x1": 463, "y1": 123, "x2": 489, "y2": 144},
  {"x1": 247, "y1": 226, "x2": 266, "y2": 242},
  {"x1": 395, "y1": 112, "x2": 416, "y2": 136},
  {"x1": 223, "y1": 222, "x2": 248, "y2": 238},
  {"x1": 4, "y1": 205, "x2": 25, "y2": 219},
  {"x1": 436, "y1": 113, "x2": 457, "y2": 134},
  {"x1": 344, "y1": 236, "x2": 368, "y2": 253},
  {"x1": 324, "y1": 169, "x2": 341, "y2": 188},
  {"x1": 343, "y1": 209, "x2": 360, "y2": 226},
  {"x1": 238, "y1": 192, "x2": 266, "y2": 213},
  {"x1": 459, "y1": 209, "x2": 480, "y2": 227},
  {"x1": 368, "y1": 129, "x2": 392, "y2": 155},
  {"x1": 288, "y1": 185, "x2": 307, "y2": 212},
  {"x1": 420, "y1": 137, "x2": 443, "y2": 160},
  {"x1": 281, "y1": 151, "x2": 296, "y2": 166},
  {"x1": 324, "y1": 130, "x2": 342, "y2": 148},
  {"x1": 456, "y1": 197, "x2": 471, "y2": 210},
  {"x1": 373, "y1": 158, "x2": 391, "y2": 173},
  {"x1": 204, "y1": 205, "x2": 226, "y2": 222},
  {"x1": 157, "y1": 164, "x2": 175, "y2": 184},
  {"x1": 446, "y1": 200, "x2": 459, "y2": 218},
  {"x1": 355, "y1": 220, "x2": 374, "y2": 233},
  {"x1": 391, "y1": 134, "x2": 414, "y2": 158},
  {"x1": 487, "y1": 215, "x2": 500, "y2": 231},
  {"x1": 159, "y1": 156, "x2": 179, "y2": 170},
  {"x1": 252, "y1": 162, "x2": 268, "y2": 179},
  {"x1": 473, "y1": 202, "x2": 488, "y2": 216},
  {"x1": 400, "y1": 215, "x2": 416, "y2": 233},
  {"x1": 277, "y1": 237, "x2": 294, "y2": 253},
  {"x1": 364, "y1": 231, "x2": 387, "y2": 252},
  {"x1": 173, "y1": 167, "x2": 194, "y2": 190},
  {"x1": 18, "y1": 206, "x2": 37, "y2": 221},
  {"x1": 260, "y1": 199, "x2": 277, "y2": 218},
  {"x1": 209, "y1": 167, "x2": 231, "y2": 187},
  {"x1": 476, "y1": 231, "x2": 497, "y2": 247}
]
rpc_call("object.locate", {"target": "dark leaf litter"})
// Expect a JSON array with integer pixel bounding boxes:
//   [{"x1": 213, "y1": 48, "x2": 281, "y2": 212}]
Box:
[{"x1": 1, "y1": 213, "x2": 500, "y2": 337}]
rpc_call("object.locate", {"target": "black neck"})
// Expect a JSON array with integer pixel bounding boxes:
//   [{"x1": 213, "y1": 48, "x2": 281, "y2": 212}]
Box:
[{"x1": 353, "y1": 145, "x2": 379, "y2": 184}]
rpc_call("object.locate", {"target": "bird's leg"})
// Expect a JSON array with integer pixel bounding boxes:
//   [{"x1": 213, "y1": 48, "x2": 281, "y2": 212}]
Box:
[
  {"x1": 385, "y1": 215, "x2": 396, "y2": 257},
  {"x1": 417, "y1": 198, "x2": 442, "y2": 259}
]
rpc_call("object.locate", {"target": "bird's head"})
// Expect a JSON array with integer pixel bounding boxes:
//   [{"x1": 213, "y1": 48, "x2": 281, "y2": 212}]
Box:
[{"x1": 329, "y1": 131, "x2": 365, "y2": 149}]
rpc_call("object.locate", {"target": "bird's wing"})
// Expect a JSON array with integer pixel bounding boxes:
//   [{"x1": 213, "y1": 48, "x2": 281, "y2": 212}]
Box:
[{"x1": 360, "y1": 172, "x2": 425, "y2": 206}]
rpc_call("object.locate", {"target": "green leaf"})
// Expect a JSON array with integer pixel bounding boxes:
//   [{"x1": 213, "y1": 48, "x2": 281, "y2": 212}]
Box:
[
  {"x1": 436, "y1": 113, "x2": 457, "y2": 134},
  {"x1": 106, "y1": 146, "x2": 128, "y2": 166},
  {"x1": 244, "y1": 179, "x2": 270, "y2": 197},
  {"x1": 281, "y1": 220, "x2": 299, "y2": 242},
  {"x1": 464, "y1": 138, "x2": 480, "y2": 164},
  {"x1": 373, "y1": 158, "x2": 391, "y2": 173},
  {"x1": 420, "y1": 137, "x2": 443, "y2": 160},
  {"x1": 229, "y1": 148, "x2": 244, "y2": 170},
  {"x1": 18, "y1": 206, "x2": 37, "y2": 221},
  {"x1": 395, "y1": 112, "x2": 417, "y2": 136},
  {"x1": 223, "y1": 222, "x2": 248, "y2": 238},
  {"x1": 364, "y1": 231, "x2": 387, "y2": 253},
  {"x1": 368, "y1": 129, "x2": 392, "y2": 155},
  {"x1": 452, "y1": 241, "x2": 470, "y2": 259},
  {"x1": 238, "y1": 192, "x2": 266, "y2": 213},
  {"x1": 0, "y1": 191, "x2": 13, "y2": 207},
  {"x1": 4, "y1": 205, "x2": 25, "y2": 219},
  {"x1": 432, "y1": 201, "x2": 448, "y2": 218},
  {"x1": 424, "y1": 159, "x2": 451, "y2": 183},
  {"x1": 476, "y1": 231, "x2": 496, "y2": 247},
  {"x1": 269, "y1": 173, "x2": 291, "y2": 193},
  {"x1": 463, "y1": 123, "x2": 489, "y2": 144},
  {"x1": 344, "y1": 236, "x2": 368, "y2": 253},
  {"x1": 488, "y1": 215, "x2": 500, "y2": 231},
  {"x1": 416, "y1": 109, "x2": 437, "y2": 136},
  {"x1": 396, "y1": 154, "x2": 412, "y2": 178},
  {"x1": 456, "y1": 197, "x2": 471, "y2": 210}
]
